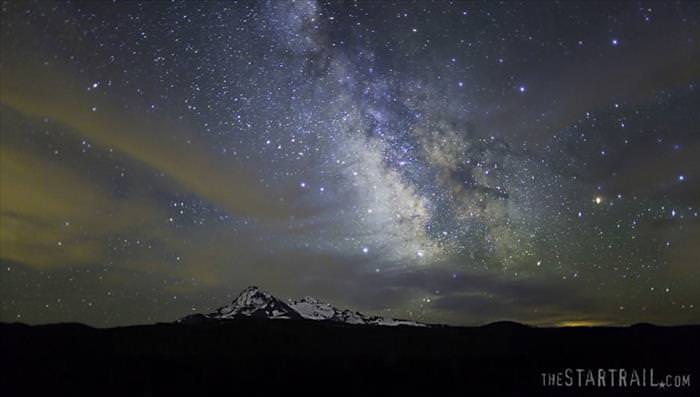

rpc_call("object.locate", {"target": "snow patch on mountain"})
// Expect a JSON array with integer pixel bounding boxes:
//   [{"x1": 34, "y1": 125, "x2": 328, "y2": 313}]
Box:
[{"x1": 289, "y1": 296, "x2": 337, "y2": 320}]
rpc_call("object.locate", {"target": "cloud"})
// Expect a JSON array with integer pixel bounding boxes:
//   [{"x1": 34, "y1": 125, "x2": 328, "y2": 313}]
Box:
[
  {"x1": 342, "y1": 267, "x2": 605, "y2": 325},
  {"x1": 0, "y1": 141, "x2": 168, "y2": 268},
  {"x1": 475, "y1": 21, "x2": 700, "y2": 146},
  {"x1": 0, "y1": 61, "x2": 291, "y2": 221}
]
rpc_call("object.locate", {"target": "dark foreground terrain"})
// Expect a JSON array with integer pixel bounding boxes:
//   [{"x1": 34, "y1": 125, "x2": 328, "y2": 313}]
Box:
[{"x1": 1, "y1": 320, "x2": 698, "y2": 396}]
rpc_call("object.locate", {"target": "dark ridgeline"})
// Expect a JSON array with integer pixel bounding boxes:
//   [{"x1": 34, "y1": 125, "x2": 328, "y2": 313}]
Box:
[
  {"x1": 1, "y1": 287, "x2": 698, "y2": 396},
  {"x1": 1, "y1": 320, "x2": 698, "y2": 396}
]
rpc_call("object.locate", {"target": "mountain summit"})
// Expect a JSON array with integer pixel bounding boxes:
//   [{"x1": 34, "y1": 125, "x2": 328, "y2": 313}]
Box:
[
  {"x1": 212, "y1": 286, "x2": 302, "y2": 320},
  {"x1": 179, "y1": 286, "x2": 426, "y2": 327}
]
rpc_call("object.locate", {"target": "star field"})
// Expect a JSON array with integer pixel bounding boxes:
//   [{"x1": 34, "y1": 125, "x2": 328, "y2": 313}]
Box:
[{"x1": 1, "y1": 1, "x2": 699, "y2": 326}]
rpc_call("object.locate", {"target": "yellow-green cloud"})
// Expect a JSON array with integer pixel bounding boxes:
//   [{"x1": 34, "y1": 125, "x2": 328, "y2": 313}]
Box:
[
  {"x1": 1, "y1": 61, "x2": 290, "y2": 221},
  {"x1": 0, "y1": 143, "x2": 167, "y2": 268}
]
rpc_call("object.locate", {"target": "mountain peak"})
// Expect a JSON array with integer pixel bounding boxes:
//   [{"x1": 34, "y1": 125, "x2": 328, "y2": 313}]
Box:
[
  {"x1": 214, "y1": 286, "x2": 301, "y2": 320},
  {"x1": 232, "y1": 285, "x2": 268, "y2": 304}
]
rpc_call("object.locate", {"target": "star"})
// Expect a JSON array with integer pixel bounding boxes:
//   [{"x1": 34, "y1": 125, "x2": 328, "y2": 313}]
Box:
[{"x1": 0, "y1": 0, "x2": 697, "y2": 329}]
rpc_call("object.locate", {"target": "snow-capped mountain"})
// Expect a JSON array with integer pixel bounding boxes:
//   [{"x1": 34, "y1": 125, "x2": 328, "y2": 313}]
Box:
[
  {"x1": 179, "y1": 286, "x2": 426, "y2": 327},
  {"x1": 210, "y1": 286, "x2": 302, "y2": 320}
]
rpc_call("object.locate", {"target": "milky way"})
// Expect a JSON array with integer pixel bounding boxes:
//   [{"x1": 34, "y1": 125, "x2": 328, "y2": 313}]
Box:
[{"x1": 1, "y1": 1, "x2": 699, "y2": 326}]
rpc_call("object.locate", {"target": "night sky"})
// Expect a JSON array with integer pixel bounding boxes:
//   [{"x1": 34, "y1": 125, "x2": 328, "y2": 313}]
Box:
[{"x1": 1, "y1": 0, "x2": 699, "y2": 327}]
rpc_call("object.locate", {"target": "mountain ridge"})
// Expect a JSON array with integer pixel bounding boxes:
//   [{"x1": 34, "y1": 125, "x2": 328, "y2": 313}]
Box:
[{"x1": 178, "y1": 285, "x2": 427, "y2": 327}]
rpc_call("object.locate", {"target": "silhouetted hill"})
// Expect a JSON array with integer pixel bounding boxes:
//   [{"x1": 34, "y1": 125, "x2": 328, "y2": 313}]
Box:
[
  {"x1": 1, "y1": 320, "x2": 698, "y2": 396},
  {"x1": 482, "y1": 320, "x2": 531, "y2": 329}
]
